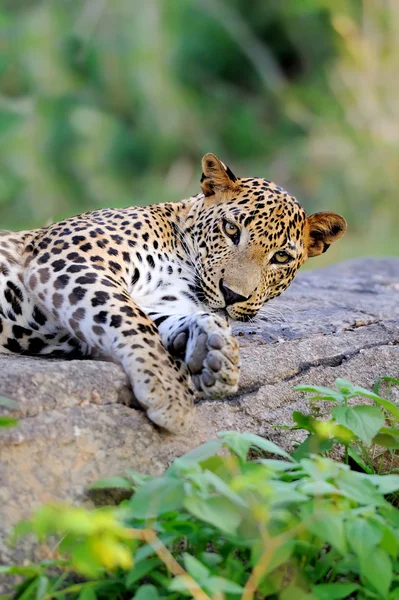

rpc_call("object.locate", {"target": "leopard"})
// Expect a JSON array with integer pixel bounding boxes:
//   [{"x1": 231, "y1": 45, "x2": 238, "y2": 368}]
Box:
[{"x1": 0, "y1": 154, "x2": 346, "y2": 433}]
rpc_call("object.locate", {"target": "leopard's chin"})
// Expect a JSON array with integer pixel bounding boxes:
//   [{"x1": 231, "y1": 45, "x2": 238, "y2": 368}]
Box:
[{"x1": 226, "y1": 307, "x2": 258, "y2": 322}]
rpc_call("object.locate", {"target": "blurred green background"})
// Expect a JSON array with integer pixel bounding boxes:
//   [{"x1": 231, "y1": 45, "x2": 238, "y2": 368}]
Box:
[{"x1": 0, "y1": 0, "x2": 398, "y2": 266}]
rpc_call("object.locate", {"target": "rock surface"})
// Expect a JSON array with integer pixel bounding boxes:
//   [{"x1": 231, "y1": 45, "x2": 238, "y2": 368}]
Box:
[{"x1": 1, "y1": 257, "x2": 399, "y2": 580}]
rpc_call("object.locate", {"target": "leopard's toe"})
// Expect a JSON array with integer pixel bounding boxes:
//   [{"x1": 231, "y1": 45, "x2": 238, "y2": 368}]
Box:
[
  {"x1": 184, "y1": 314, "x2": 241, "y2": 399},
  {"x1": 199, "y1": 346, "x2": 240, "y2": 398}
]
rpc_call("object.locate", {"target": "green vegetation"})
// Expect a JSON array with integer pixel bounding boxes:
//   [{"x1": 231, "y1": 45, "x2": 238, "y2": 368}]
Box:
[
  {"x1": 4, "y1": 379, "x2": 399, "y2": 599},
  {"x1": 0, "y1": 397, "x2": 18, "y2": 428},
  {"x1": 1, "y1": 0, "x2": 398, "y2": 262},
  {"x1": 291, "y1": 378, "x2": 399, "y2": 474}
]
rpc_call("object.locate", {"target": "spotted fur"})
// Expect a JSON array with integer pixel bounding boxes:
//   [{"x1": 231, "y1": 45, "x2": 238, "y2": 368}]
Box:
[{"x1": 0, "y1": 154, "x2": 346, "y2": 432}]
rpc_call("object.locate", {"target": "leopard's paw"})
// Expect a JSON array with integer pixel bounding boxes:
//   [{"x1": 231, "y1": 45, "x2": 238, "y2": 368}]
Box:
[
  {"x1": 171, "y1": 314, "x2": 240, "y2": 399},
  {"x1": 133, "y1": 365, "x2": 195, "y2": 434}
]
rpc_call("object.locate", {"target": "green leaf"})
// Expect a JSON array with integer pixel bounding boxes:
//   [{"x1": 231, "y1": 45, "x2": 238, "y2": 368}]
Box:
[
  {"x1": 373, "y1": 396, "x2": 399, "y2": 420},
  {"x1": 217, "y1": 431, "x2": 252, "y2": 461},
  {"x1": 78, "y1": 588, "x2": 97, "y2": 600},
  {"x1": 126, "y1": 558, "x2": 162, "y2": 588},
  {"x1": 345, "y1": 518, "x2": 382, "y2": 561},
  {"x1": 300, "y1": 456, "x2": 343, "y2": 481},
  {"x1": 375, "y1": 521, "x2": 399, "y2": 558},
  {"x1": 360, "y1": 548, "x2": 392, "y2": 597},
  {"x1": 354, "y1": 387, "x2": 399, "y2": 420},
  {"x1": 292, "y1": 411, "x2": 317, "y2": 432},
  {"x1": 292, "y1": 434, "x2": 334, "y2": 460},
  {"x1": 313, "y1": 582, "x2": 359, "y2": 600},
  {"x1": 184, "y1": 495, "x2": 242, "y2": 535},
  {"x1": 373, "y1": 433, "x2": 399, "y2": 449},
  {"x1": 0, "y1": 416, "x2": 18, "y2": 427},
  {"x1": 69, "y1": 541, "x2": 103, "y2": 578},
  {"x1": 308, "y1": 512, "x2": 347, "y2": 555},
  {"x1": 200, "y1": 470, "x2": 247, "y2": 507},
  {"x1": 124, "y1": 470, "x2": 152, "y2": 486},
  {"x1": 332, "y1": 405, "x2": 384, "y2": 445},
  {"x1": 200, "y1": 551, "x2": 222, "y2": 567},
  {"x1": 90, "y1": 476, "x2": 134, "y2": 490},
  {"x1": 219, "y1": 431, "x2": 293, "y2": 461},
  {"x1": 300, "y1": 481, "x2": 340, "y2": 496},
  {"x1": 183, "y1": 554, "x2": 209, "y2": 583},
  {"x1": 206, "y1": 576, "x2": 243, "y2": 594},
  {"x1": 0, "y1": 566, "x2": 40, "y2": 576},
  {"x1": 374, "y1": 377, "x2": 399, "y2": 396},
  {"x1": 268, "y1": 481, "x2": 308, "y2": 504},
  {"x1": 176, "y1": 439, "x2": 223, "y2": 465},
  {"x1": 337, "y1": 471, "x2": 387, "y2": 505},
  {"x1": 13, "y1": 578, "x2": 39, "y2": 600},
  {"x1": 129, "y1": 478, "x2": 185, "y2": 518},
  {"x1": 354, "y1": 385, "x2": 393, "y2": 402},
  {"x1": 378, "y1": 426, "x2": 399, "y2": 438},
  {"x1": 258, "y1": 459, "x2": 302, "y2": 472},
  {"x1": 280, "y1": 584, "x2": 316, "y2": 600},
  {"x1": 36, "y1": 576, "x2": 48, "y2": 600},
  {"x1": 347, "y1": 445, "x2": 373, "y2": 474},
  {"x1": 134, "y1": 534, "x2": 176, "y2": 563},
  {"x1": 169, "y1": 575, "x2": 200, "y2": 594},
  {"x1": 335, "y1": 378, "x2": 355, "y2": 394},
  {"x1": 133, "y1": 584, "x2": 159, "y2": 600},
  {"x1": 263, "y1": 541, "x2": 294, "y2": 575},
  {"x1": 389, "y1": 587, "x2": 399, "y2": 600},
  {"x1": 294, "y1": 384, "x2": 344, "y2": 402},
  {"x1": 367, "y1": 474, "x2": 399, "y2": 495},
  {"x1": 199, "y1": 455, "x2": 230, "y2": 478}
]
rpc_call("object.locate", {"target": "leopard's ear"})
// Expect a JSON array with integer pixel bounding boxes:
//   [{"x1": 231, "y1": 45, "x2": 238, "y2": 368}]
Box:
[
  {"x1": 200, "y1": 153, "x2": 239, "y2": 197},
  {"x1": 306, "y1": 212, "x2": 347, "y2": 257}
]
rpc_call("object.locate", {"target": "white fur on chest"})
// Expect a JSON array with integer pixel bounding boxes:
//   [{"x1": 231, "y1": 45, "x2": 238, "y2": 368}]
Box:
[{"x1": 128, "y1": 255, "x2": 204, "y2": 316}]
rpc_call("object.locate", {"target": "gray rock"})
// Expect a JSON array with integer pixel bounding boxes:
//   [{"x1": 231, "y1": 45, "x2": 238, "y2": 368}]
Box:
[{"x1": 1, "y1": 257, "x2": 399, "y2": 586}]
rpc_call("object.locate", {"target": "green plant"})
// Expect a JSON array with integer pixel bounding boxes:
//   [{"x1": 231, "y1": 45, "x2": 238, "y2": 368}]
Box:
[
  {"x1": 4, "y1": 431, "x2": 399, "y2": 599},
  {"x1": 292, "y1": 378, "x2": 399, "y2": 474},
  {"x1": 0, "y1": 396, "x2": 18, "y2": 428}
]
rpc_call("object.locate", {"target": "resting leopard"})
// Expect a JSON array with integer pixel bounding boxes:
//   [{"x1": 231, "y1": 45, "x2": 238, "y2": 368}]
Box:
[{"x1": 0, "y1": 154, "x2": 346, "y2": 432}]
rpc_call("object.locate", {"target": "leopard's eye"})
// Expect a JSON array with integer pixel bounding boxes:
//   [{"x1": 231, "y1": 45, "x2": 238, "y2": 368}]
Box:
[
  {"x1": 271, "y1": 251, "x2": 292, "y2": 265},
  {"x1": 222, "y1": 220, "x2": 240, "y2": 244}
]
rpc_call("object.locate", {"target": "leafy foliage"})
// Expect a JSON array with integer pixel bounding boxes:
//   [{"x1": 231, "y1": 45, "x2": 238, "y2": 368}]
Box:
[
  {"x1": 4, "y1": 427, "x2": 399, "y2": 599},
  {"x1": 293, "y1": 378, "x2": 399, "y2": 474},
  {"x1": 0, "y1": 396, "x2": 18, "y2": 428}
]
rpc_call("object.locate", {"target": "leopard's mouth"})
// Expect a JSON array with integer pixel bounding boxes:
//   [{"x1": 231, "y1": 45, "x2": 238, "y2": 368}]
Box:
[
  {"x1": 194, "y1": 278, "x2": 227, "y2": 311},
  {"x1": 226, "y1": 306, "x2": 259, "y2": 322},
  {"x1": 231, "y1": 312, "x2": 256, "y2": 322}
]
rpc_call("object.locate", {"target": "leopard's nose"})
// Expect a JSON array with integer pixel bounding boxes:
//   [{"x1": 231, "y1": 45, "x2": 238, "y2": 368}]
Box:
[{"x1": 220, "y1": 281, "x2": 249, "y2": 306}]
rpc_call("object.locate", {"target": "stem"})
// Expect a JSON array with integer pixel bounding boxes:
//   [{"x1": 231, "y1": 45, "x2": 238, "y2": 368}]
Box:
[
  {"x1": 50, "y1": 571, "x2": 69, "y2": 593},
  {"x1": 242, "y1": 539, "x2": 276, "y2": 600},
  {"x1": 242, "y1": 523, "x2": 306, "y2": 600},
  {"x1": 357, "y1": 441, "x2": 375, "y2": 473},
  {"x1": 127, "y1": 528, "x2": 211, "y2": 600},
  {"x1": 44, "y1": 580, "x2": 102, "y2": 598}
]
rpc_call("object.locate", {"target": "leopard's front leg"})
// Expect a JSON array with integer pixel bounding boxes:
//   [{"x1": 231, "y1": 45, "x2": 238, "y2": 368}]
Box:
[
  {"x1": 148, "y1": 311, "x2": 241, "y2": 398},
  {"x1": 26, "y1": 269, "x2": 194, "y2": 433}
]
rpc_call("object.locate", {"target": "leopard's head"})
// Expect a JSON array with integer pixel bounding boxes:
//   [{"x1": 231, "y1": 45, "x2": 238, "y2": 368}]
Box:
[{"x1": 187, "y1": 153, "x2": 346, "y2": 321}]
